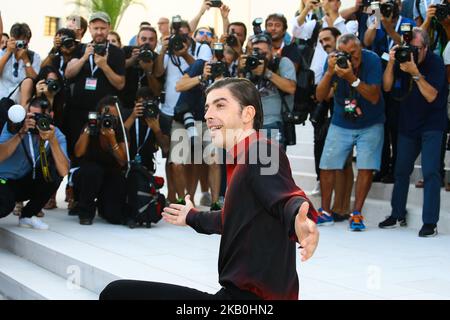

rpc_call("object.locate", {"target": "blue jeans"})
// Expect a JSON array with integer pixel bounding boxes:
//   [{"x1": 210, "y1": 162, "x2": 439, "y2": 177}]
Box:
[{"x1": 391, "y1": 131, "x2": 444, "y2": 225}]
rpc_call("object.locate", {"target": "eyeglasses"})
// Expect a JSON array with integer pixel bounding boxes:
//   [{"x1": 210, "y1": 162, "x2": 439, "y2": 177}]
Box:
[
  {"x1": 198, "y1": 30, "x2": 213, "y2": 37},
  {"x1": 13, "y1": 62, "x2": 19, "y2": 78}
]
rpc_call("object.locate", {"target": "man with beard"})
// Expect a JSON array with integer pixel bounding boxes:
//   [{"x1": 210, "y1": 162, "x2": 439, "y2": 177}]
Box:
[{"x1": 64, "y1": 12, "x2": 125, "y2": 159}]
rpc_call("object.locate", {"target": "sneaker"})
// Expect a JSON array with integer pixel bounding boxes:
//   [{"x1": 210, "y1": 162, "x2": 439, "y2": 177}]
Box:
[
  {"x1": 307, "y1": 182, "x2": 321, "y2": 196},
  {"x1": 332, "y1": 212, "x2": 350, "y2": 222},
  {"x1": 210, "y1": 202, "x2": 222, "y2": 211},
  {"x1": 419, "y1": 224, "x2": 438, "y2": 238},
  {"x1": 13, "y1": 202, "x2": 23, "y2": 216},
  {"x1": 317, "y1": 208, "x2": 334, "y2": 226},
  {"x1": 379, "y1": 216, "x2": 407, "y2": 229},
  {"x1": 446, "y1": 183, "x2": 450, "y2": 192},
  {"x1": 381, "y1": 174, "x2": 395, "y2": 184},
  {"x1": 349, "y1": 212, "x2": 366, "y2": 232},
  {"x1": 79, "y1": 218, "x2": 93, "y2": 226},
  {"x1": 44, "y1": 196, "x2": 57, "y2": 210},
  {"x1": 19, "y1": 217, "x2": 49, "y2": 230},
  {"x1": 415, "y1": 180, "x2": 424, "y2": 188},
  {"x1": 200, "y1": 192, "x2": 212, "y2": 207}
]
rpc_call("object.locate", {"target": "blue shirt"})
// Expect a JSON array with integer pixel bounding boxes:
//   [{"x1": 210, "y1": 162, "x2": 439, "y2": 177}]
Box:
[
  {"x1": 393, "y1": 51, "x2": 448, "y2": 136},
  {"x1": 0, "y1": 127, "x2": 68, "y2": 180},
  {"x1": 370, "y1": 17, "x2": 416, "y2": 58},
  {"x1": 326, "y1": 49, "x2": 386, "y2": 129}
]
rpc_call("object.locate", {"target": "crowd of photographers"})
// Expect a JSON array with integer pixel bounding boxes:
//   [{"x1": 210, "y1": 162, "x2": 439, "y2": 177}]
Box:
[{"x1": 0, "y1": 0, "x2": 449, "y2": 237}]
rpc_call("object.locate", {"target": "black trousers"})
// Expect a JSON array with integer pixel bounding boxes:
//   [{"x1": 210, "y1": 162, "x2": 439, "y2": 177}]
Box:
[
  {"x1": 313, "y1": 119, "x2": 331, "y2": 181},
  {"x1": 0, "y1": 172, "x2": 62, "y2": 219},
  {"x1": 100, "y1": 280, "x2": 261, "y2": 301},
  {"x1": 72, "y1": 162, "x2": 127, "y2": 224},
  {"x1": 379, "y1": 93, "x2": 399, "y2": 177}
]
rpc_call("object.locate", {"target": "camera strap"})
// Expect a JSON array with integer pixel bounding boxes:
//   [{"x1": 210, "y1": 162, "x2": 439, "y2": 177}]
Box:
[
  {"x1": 39, "y1": 140, "x2": 52, "y2": 183},
  {"x1": 135, "y1": 119, "x2": 151, "y2": 156},
  {"x1": 89, "y1": 43, "x2": 110, "y2": 77},
  {"x1": 22, "y1": 133, "x2": 49, "y2": 180}
]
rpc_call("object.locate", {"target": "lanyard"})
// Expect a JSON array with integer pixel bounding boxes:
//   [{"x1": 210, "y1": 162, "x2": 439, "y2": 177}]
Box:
[
  {"x1": 135, "y1": 119, "x2": 151, "y2": 156},
  {"x1": 387, "y1": 17, "x2": 403, "y2": 50},
  {"x1": 59, "y1": 56, "x2": 65, "y2": 77},
  {"x1": 28, "y1": 133, "x2": 36, "y2": 179}
]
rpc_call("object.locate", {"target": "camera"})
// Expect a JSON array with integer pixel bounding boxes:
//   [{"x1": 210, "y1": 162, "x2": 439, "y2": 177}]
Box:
[
  {"x1": 253, "y1": 18, "x2": 264, "y2": 36},
  {"x1": 174, "y1": 103, "x2": 199, "y2": 143},
  {"x1": 310, "y1": 102, "x2": 329, "y2": 125},
  {"x1": 210, "y1": 61, "x2": 227, "y2": 79},
  {"x1": 213, "y1": 42, "x2": 224, "y2": 60},
  {"x1": 380, "y1": 0, "x2": 399, "y2": 18},
  {"x1": 100, "y1": 113, "x2": 118, "y2": 130},
  {"x1": 15, "y1": 40, "x2": 27, "y2": 50},
  {"x1": 88, "y1": 112, "x2": 99, "y2": 136},
  {"x1": 401, "y1": 23, "x2": 413, "y2": 43},
  {"x1": 226, "y1": 31, "x2": 239, "y2": 47},
  {"x1": 138, "y1": 44, "x2": 155, "y2": 63},
  {"x1": 210, "y1": 0, "x2": 223, "y2": 7},
  {"x1": 435, "y1": 3, "x2": 450, "y2": 21},
  {"x1": 30, "y1": 113, "x2": 53, "y2": 134},
  {"x1": 142, "y1": 99, "x2": 160, "y2": 119},
  {"x1": 94, "y1": 43, "x2": 107, "y2": 56},
  {"x1": 395, "y1": 23, "x2": 418, "y2": 63},
  {"x1": 46, "y1": 79, "x2": 61, "y2": 94},
  {"x1": 245, "y1": 48, "x2": 265, "y2": 72},
  {"x1": 60, "y1": 36, "x2": 76, "y2": 49},
  {"x1": 335, "y1": 51, "x2": 352, "y2": 69}
]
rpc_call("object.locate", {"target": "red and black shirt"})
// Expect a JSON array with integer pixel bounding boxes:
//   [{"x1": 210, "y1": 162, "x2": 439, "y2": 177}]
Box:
[{"x1": 186, "y1": 132, "x2": 318, "y2": 300}]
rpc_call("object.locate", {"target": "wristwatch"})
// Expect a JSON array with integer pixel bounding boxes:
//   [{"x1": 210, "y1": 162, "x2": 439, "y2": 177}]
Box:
[
  {"x1": 24, "y1": 62, "x2": 32, "y2": 68},
  {"x1": 412, "y1": 74, "x2": 423, "y2": 82},
  {"x1": 351, "y1": 78, "x2": 361, "y2": 88}
]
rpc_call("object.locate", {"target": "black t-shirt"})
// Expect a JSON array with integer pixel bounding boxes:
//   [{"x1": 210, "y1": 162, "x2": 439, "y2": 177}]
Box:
[
  {"x1": 120, "y1": 46, "x2": 161, "y2": 110},
  {"x1": 281, "y1": 42, "x2": 302, "y2": 68},
  {"x1": 71, "y1": 43, "x2": 126, "y2": 112}
]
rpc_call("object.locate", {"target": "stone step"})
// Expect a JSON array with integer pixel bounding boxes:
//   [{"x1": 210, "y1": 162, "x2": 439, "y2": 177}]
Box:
[
  {"x1": 0, "y1": 248, "x2": 97, "y2": 300},
  {"x1": 0, "y1": 214, "x2": 220, "y2": 297}
]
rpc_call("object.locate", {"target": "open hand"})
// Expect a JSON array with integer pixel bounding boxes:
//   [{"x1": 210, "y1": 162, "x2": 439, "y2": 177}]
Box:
[{"x1": 295, "y1": 202, "x2": 319, "y2": 262}]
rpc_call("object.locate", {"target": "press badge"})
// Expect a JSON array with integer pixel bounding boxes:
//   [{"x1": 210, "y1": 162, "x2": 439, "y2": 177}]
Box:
[
  {"x1": 381, "y1": 52, "x2": 390, "y2": 62},
  {"x1": 85, "y1": 78, "x2": 98, "y2": 91}
]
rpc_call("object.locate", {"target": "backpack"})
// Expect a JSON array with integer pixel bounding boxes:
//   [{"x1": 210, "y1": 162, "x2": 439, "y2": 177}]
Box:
[{"x1": 125, "y1": 163, "x2": 166, "y2": 229}]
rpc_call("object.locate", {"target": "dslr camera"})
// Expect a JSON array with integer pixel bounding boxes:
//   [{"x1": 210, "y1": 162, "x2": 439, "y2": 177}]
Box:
[
  {"x1": 15, "y1": 40, "x2": 27, "y2": 50},
  {"x1": 142, "y1": 99, "x2": 160, "y2": 119},
  {"x1": 435, "y1": 2, "x2": 450, "y2": 21},
  {"x1": 210, "y1": 0, "x2": 223, "y2": 7},
  {"x1": 168, "y1": 15, "x2": 190, "y2": 54},
  {"x1": 335, "y1": 51, "x2": 352, "y2": 69},
  {"x1": 30, "y1": 113, "x2": 53, "y2": 134},
  {"x1": 60, "y1": 36, "x2": 76, "y2": 49},
  {"x1": 46, "y1": 79, "x2": 61, "y2": 94},
  {"x1": 252, "y1": 18, "x2": 264, "y2": 36},
  {"x1": 94, "y1": 43, "x2": 108, "y2": 56},
  {"x1": 174, "y1": 103, "x2": 199, "y2": 143},
  {"x1": 395, "y1": 23, "x2": 418, "y2": 63},
  {"x1": 210, "y1": 43, "x2": 227, "y2": 79},
  {"x1": 380, "y1": 0, "x2": 399, "y2": 18},
  {"x1": 244, "y1": 48, "x2": 266, "y2": 73},
  {"x1": 226, "y1": 30, "x2": 239, "y2": 47},
  {"x1": 138, "y1": 44, "x2": 155, "y2": 63}
]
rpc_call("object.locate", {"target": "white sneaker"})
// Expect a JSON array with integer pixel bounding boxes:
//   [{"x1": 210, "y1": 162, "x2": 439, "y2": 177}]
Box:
[
  {"x1": 200, "y1": 192, "x2": 212, "y2": 207},
  {"x1": 307, "y1": 182, "x2": 321, "y2": 196},
  {"x1": 19, "y1": 217, "x2": 49, "y2": 230}
]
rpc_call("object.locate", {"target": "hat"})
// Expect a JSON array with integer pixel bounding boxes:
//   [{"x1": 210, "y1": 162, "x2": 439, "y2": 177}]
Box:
[{"x1": 89, "y1": 12, "x2": 111, "y2": 24}]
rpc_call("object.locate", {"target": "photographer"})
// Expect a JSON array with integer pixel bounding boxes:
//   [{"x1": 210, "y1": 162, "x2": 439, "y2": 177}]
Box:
[
  {"x1": 64, "y1": 12, "x2": 125, "y2": 158},
  {"x1": 420, "y1": 0, "x2": 450, "y2": 54},
  {"x1": 0, "y1": 23, "x2": 41, "y2": 102},
  {"x1": 0, "y1": 98, "x2": 69, "y2": 230},
  {"x1": 239, "y1": 35, "x2": 297, "y2": 150},
  {"x1": 316, "y1": 33, "x2": 385, "y2": 231},
  {"x1": 71, "y1": 96, "x2": 128, "y2": 226},
  {"x1": 41, "y1": 28, "x2": 81, "y2": 78},
  {"x1": 153, "y1": 16, "x2": 212, "y2": 204},
  {"x1": 265, "y1": 13, "x2": 302, "y2": 72},
  {"x1": 189, "y1": 0, "x2": 231, "y2": 37},
  {"x1": 1, "y1": 33, "x2": 7, "y2": 51},
  {"x1": 380, "y1": 28, "x2": 448, "y2": 237},
  {"x1": 124, "y1": 87, "x2": 169, "y2": 173},
  {"x1": 121, "y1": 26, "x2": 162, "y2": 110},
  {"x1": 66, "y1": 15, "x2": 88, "y2": 42}
]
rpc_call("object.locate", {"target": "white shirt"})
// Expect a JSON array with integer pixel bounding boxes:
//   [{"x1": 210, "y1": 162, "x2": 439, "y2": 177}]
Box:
[
  {"x1": 0, "y1": 49, "x2": 41, "y2": 103},
  {"x1": 160, "y1": 42, "x2": 212, "y2": 116},
  {"x1": 444, "y1": 41, "x2": 450, "y2": 66},
  {"x1": 413, "y1": 0, "x2": 441, "y2": 20}
]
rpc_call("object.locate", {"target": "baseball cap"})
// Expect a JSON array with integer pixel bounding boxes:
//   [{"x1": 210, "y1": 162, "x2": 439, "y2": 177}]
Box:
[{"x1": 89, "y1": 12, "x2": 111, "y2": 24}]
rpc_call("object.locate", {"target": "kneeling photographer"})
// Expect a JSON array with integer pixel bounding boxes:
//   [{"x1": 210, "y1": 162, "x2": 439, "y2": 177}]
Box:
[
  {"x1": 238, "y1": 34, "x2": 297, "y2": 149},
  {"x1": 0, "y1": 98, "x2": 69, "y2": 230},
  {"x1": 380, "y1": 28, "x2": 448, "y2": 237},
  {"x1": 71, "y1": 96, "x2": 128, "y2": 226}
]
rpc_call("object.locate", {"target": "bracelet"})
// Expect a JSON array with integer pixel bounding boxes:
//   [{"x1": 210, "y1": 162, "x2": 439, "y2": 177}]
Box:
[{"x1": 112, "y1": 144, "x2": 120, "y2": 151}]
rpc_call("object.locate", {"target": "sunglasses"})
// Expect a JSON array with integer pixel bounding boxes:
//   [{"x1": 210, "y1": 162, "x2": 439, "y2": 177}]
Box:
[
  {"x1": 13, "y1": 62, "x2": 19, "y2": 78},
  {"x1": 198, "y1": 30, "x2": 213, "y2": 37}
]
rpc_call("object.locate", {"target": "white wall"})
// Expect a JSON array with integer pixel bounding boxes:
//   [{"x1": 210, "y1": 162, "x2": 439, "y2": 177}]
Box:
[{"x1": 1, "y1": 0, "x2": 355, "y2": 56}]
